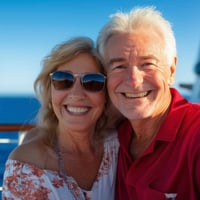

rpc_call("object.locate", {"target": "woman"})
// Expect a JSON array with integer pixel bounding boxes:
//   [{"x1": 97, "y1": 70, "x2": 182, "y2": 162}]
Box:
[{"x1": 2, "y1": 37, "x2": 119, "y2": 200}]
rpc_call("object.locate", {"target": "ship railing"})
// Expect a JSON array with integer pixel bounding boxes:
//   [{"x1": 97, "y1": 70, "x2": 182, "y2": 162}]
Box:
[{"x1": 0, "y1": 123, "x2": 34, "y2": 192}]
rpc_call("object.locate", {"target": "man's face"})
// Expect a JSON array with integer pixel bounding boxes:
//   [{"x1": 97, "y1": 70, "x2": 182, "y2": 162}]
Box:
[{"x1": 104, "y1": 31, "x2": 176, "y2": 122}]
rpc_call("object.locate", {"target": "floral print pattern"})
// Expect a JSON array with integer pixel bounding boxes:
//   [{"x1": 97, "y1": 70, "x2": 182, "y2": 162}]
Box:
[{"x1": 2, "y1": 132, "x2": 119, "y2": 200}]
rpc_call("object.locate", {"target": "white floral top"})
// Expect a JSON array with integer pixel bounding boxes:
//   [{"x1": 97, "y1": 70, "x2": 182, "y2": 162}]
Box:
[{"x1": 2, "y1": 131, "x2": 119, "y2": 200}]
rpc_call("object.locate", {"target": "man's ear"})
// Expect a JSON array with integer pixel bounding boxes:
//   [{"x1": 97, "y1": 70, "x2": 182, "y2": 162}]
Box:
[{"x1": 168, "y1": 57, "x2": 177, "y2": 86}]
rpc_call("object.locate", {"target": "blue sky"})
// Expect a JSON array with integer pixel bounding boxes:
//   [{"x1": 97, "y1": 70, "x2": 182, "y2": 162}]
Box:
[{"x1": 0, "y1": 0, "x2": 200, "y2": 95}]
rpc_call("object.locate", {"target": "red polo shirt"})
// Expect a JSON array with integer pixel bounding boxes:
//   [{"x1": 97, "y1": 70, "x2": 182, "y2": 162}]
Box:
[{"x1": 115, "y1": 88, "x2": 200, "y2": 200}]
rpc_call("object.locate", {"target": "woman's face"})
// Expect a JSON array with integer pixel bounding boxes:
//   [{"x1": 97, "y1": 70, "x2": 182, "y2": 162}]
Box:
[{"x1": 51, "y1": 53, "x2": 106, "y2": 133}]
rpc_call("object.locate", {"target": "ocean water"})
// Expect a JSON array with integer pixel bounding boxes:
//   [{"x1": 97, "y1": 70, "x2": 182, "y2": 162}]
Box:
[{"x1": 0, "y1": 95, "x2": 40, "y2": 198}]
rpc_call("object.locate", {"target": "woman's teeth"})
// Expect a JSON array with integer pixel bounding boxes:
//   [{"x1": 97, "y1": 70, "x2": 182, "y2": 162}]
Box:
[{"x1": 67, "y1": 106, "x2": 89, "y2": 114}]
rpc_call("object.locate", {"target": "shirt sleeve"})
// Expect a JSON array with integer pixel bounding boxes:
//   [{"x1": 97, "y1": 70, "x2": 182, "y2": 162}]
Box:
[{"x1": 2, "y1": 159, "x2": 51, "y2": 200}]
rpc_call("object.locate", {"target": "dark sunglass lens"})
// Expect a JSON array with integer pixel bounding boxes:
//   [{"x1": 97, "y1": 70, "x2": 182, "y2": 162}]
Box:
[
  {"x1": 82, "y1": 74, "x2": 105, "y2": 92},
  {"x1": 51, "y1": 71, "x2": 74, "y2": 90}
]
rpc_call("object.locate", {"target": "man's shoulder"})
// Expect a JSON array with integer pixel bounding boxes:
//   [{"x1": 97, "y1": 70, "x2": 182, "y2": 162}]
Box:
[
  {"x1": 185, "y1": 102, "x2": 200, "y2": 119},
  {"x1": 178, "y1": 102, "x2": 200, "y2": 135}
]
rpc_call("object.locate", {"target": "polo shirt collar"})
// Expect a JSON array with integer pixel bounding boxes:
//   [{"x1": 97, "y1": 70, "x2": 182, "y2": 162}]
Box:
[
  {"x1": 118, "y1": 88, "x2": 189, "y2": 151},
  {"x1": 155, "y1": 88, "x2": 188, "y2": 142}
]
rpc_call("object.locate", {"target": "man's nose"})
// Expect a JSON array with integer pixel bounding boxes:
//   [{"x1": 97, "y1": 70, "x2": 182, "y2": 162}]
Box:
[{"x1": 127, "y1": 66, "x2": 143, "y2": 86}]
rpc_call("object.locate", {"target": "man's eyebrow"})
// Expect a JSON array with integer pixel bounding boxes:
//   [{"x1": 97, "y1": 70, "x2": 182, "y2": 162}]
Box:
[
  {"x1": 107, "y1": 55, "x2": 160, "y2": 66},
  {"x1": 139, "y1": 55, "x2": 159, "y2": 62},
  {"x1": 107, "y1": 57, "x2": 126, "y2": 65}
]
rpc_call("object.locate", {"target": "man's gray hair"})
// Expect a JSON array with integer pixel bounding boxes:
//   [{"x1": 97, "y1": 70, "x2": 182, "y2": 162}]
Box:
[{"x1": 97, "y1": 6, "x2": 176, "y2": 66}]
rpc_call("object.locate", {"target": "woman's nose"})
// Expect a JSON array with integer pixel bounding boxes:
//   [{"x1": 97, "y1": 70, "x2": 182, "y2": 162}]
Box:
[{"x1": 68, "y1": 77, "x2": 86, "y2": 98}]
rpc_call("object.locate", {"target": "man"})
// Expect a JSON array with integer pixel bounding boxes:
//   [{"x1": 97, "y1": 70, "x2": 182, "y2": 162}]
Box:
[{"x1": 97, "y1": 6, "x2": 200, "y2": 200}]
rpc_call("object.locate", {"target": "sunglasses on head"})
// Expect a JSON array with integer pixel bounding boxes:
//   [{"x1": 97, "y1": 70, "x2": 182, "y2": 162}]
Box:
[{"x1": 50, "y1": 71, "x2": 106, "y2": 92}]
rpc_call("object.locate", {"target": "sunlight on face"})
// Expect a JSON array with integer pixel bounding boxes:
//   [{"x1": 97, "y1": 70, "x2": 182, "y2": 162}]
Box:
[
  {"x1": 51, "y1": 53, "x2": 106, "y2": 133},
  {"x1": 105, "y1": 32, "x2": 176, "y2": 121}
]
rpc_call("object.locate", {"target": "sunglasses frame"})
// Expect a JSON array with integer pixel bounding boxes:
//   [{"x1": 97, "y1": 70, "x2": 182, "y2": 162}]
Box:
[{"x1": 50, "y1": 70, "x2": 106, "y2": 92}]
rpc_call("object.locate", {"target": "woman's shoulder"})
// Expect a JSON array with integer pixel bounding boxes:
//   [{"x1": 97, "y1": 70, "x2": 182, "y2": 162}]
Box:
[
  {"x1": 22, "y1": 126, "x2": 45, "y2": 143},
  {"x1": 9, "y1": 128, "x2": 48, "y2": 168},
  {"x1": 9, "y1": 140, "x2": 42, "y2": 164}
]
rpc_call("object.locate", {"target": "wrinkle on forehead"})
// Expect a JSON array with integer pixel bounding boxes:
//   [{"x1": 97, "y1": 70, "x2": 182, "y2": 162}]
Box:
[{"x1": 106, "y1": 32, "x2": 164, "y2": 65}]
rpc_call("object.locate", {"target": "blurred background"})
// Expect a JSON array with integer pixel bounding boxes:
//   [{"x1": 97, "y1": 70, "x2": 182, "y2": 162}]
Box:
[{"x1": 0, "y1": 0, "x2": 200, "y2": 196}]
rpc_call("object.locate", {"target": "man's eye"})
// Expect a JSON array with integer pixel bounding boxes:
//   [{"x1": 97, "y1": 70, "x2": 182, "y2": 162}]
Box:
[
  {"x1": 141, "y1": 63, "x2": 157, "y2": 67},
  {"x1": 112, "y1": 65, "x2": 126, "y2": 70}
]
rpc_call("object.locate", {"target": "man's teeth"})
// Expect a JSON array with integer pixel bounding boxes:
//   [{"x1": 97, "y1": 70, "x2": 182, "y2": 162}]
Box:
[
  {"x1": 67, "y1": 106, "x2": 89, "y2": 114},
  {"x1": 125, "y1": 91, "x2": 148, "y2": 98}
]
